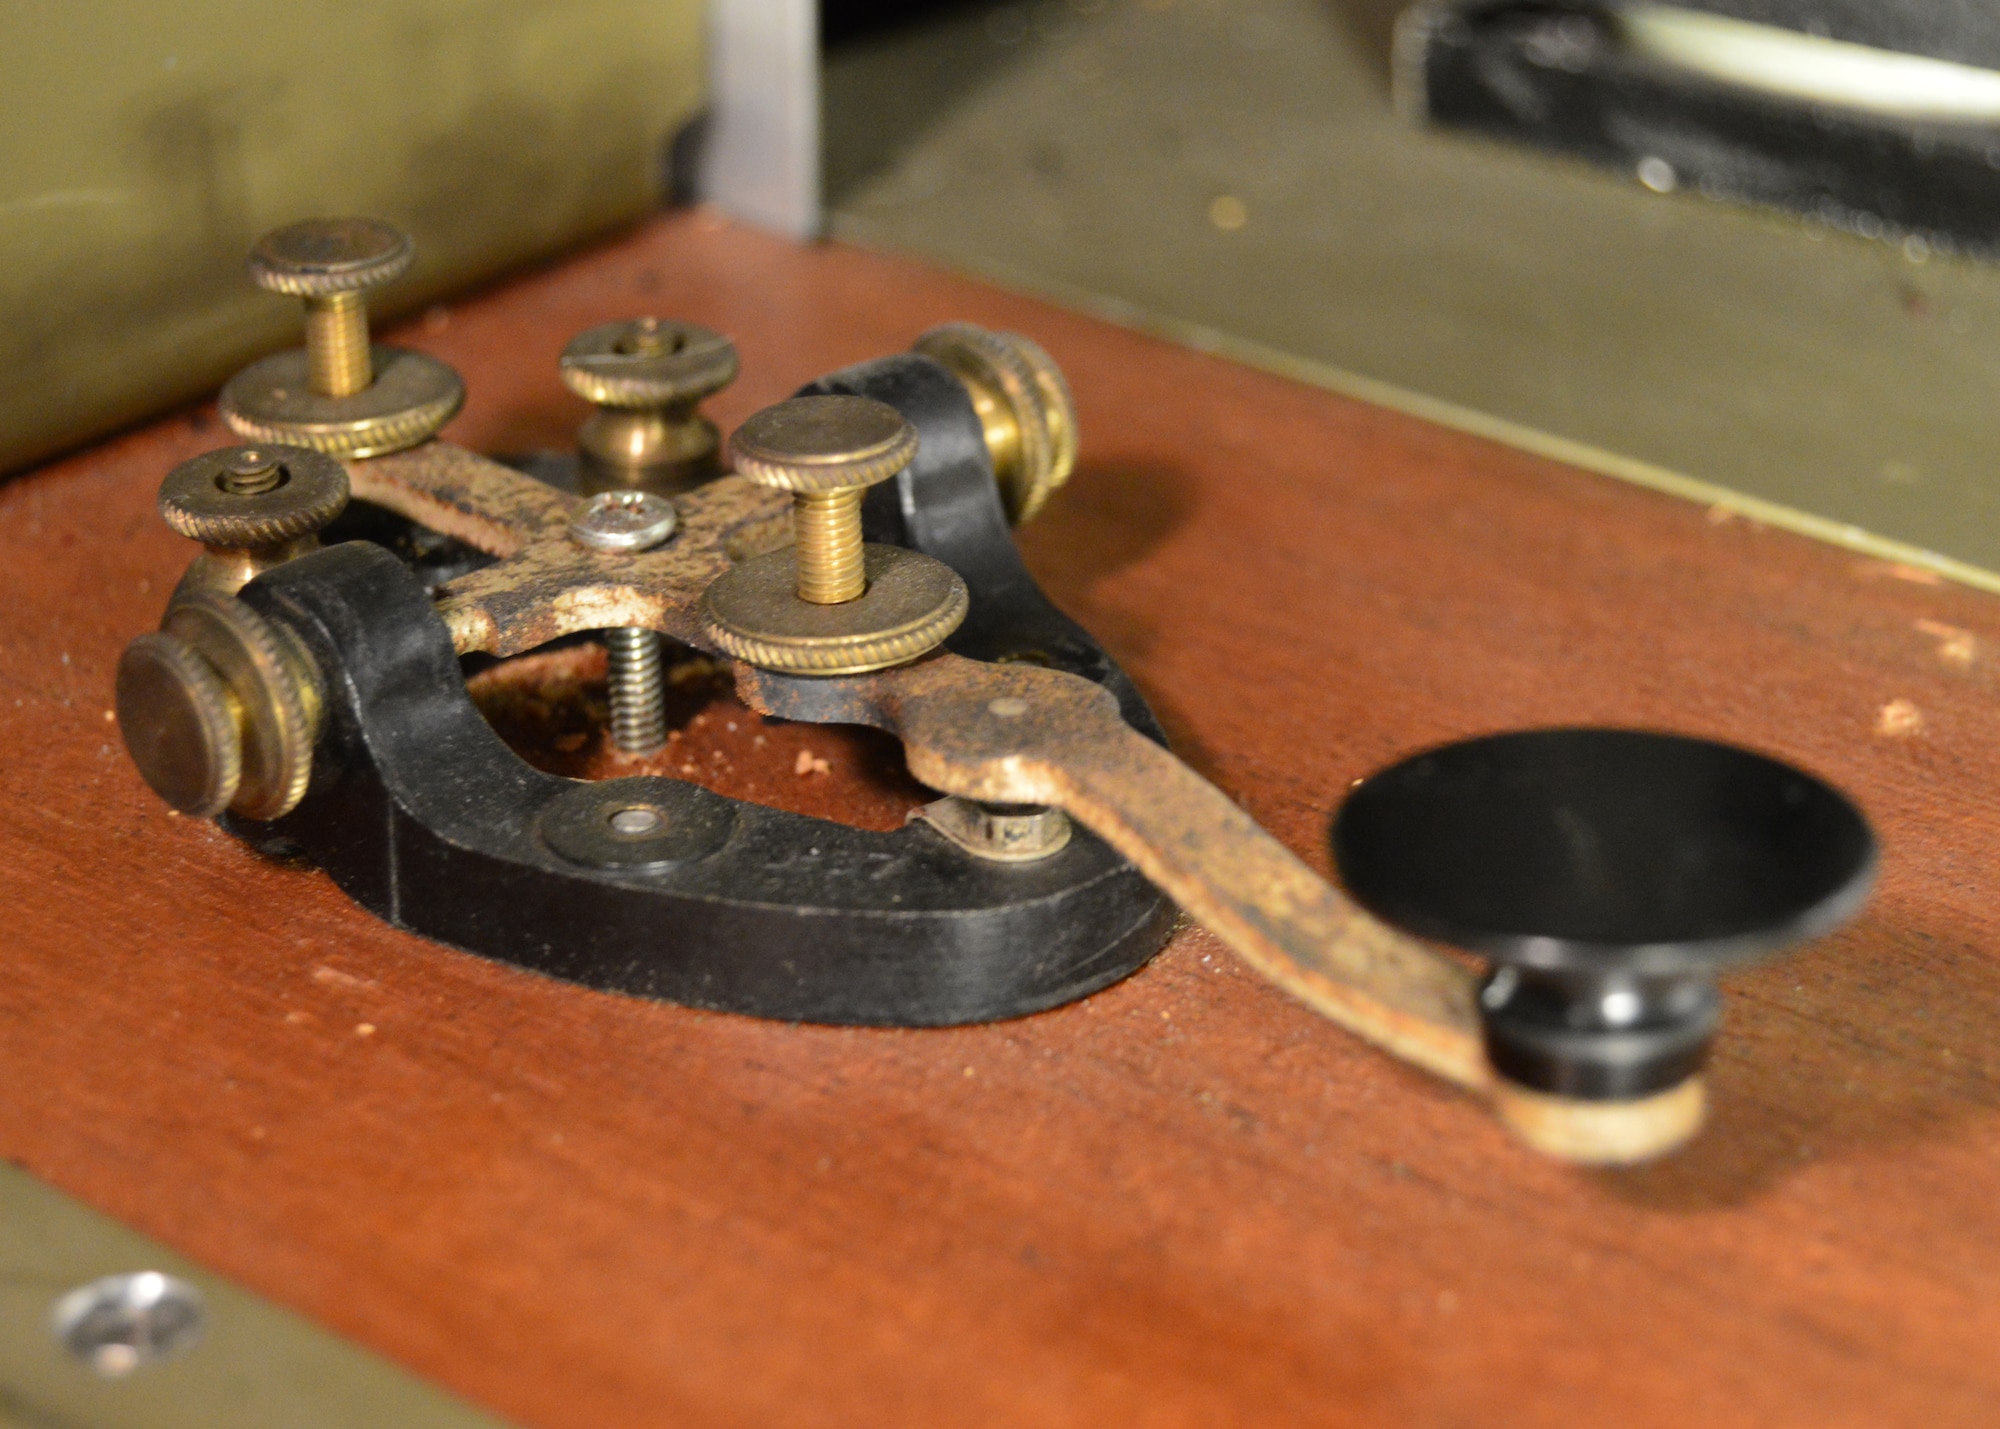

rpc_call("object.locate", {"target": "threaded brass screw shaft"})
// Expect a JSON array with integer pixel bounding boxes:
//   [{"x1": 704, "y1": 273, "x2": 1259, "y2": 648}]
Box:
[
  {"x1": 304, "y1": 291, "x2": 373, "y2": 397},
  {"x1": 726, "y1": 395, "x2": 919, "y2": 607},
  {"x1": 792, "y1": 489, "x2": 868, "y2": 604},
  {"x1": 246, "y1": 218, "x2": 415, "y2": 401}
]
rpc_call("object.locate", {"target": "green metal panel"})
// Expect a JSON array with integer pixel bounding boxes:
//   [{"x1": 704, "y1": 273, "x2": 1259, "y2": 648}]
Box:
[
  {"x1": 826, "y1": 0, "x2": 2000, "y2": 589},
  {"x1": 1, "y1": 0, "x2": 705, "y2": 473},
  {"x1": 0, "y1": 1163, "x2": 512, "y2": 1427}
]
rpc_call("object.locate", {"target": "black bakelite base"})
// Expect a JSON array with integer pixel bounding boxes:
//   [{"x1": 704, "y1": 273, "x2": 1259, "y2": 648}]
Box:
[{"x1": 222, "y1": 353, "x2": 1177, "y2": 1027}]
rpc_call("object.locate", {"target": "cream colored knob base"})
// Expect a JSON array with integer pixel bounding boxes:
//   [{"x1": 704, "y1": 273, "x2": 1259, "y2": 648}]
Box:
[{"x1": 1492, "y1": 1077, "x2": 1707, "y2": 1165}]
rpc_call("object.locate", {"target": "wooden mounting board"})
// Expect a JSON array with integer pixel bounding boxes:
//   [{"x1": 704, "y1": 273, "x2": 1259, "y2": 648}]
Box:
[{"x1": 2, "y1": 210, "x2": 1998, "y2": 1427}]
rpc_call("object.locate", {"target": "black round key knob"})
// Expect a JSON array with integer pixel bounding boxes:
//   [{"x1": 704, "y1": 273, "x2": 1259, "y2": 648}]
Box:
[{"x1": 1333, "y1": 729, "x2": 1876, "y2": 1100}]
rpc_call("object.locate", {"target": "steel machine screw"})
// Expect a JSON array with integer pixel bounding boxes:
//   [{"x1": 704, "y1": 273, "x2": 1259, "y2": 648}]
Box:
[
  {"x1": 560, "y1": 318, "x2": 733, "y2": 755},
  {"x1": 560, "y1": 317, "x2": 739, "y2": 495},
  {"x1": 568, "y1": 491, "x2": 680, "y2": 756},
  {"x1": 220, "y1": 218, "x2": 464, "y2": 458}
]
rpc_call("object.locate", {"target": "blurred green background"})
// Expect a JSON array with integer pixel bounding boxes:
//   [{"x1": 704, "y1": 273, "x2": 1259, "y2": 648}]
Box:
[
  {"x1": 825, "y1": 0, "x2": 2000, "y2": 586},
  {"x1": 0, "y1": 0, "x2": 704, "y2": 473}
]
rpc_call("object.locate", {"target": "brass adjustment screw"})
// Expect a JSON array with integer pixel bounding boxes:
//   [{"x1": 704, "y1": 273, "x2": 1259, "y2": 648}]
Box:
[
  {"x1": 702, "y1": 396, "x2": 968, "y2": 675},
  {"x1": 913, "y1": 323, "x2": 1078, "y2": 525},
  {"x1": 158, "y1": 445, "x2": 349, "y2": 602},
  {"x1": 560, "y1": 317, "x2": 739, "y2": 495},
  {"x1": 116, "y1": 591, "x2": 322, "y2": 821},
  {"x1": 568, "y1": 491, "x2": 680, "y2": 756},
  {"x1": 220, "y1": 218, "x2": 464, "y2": 458}
]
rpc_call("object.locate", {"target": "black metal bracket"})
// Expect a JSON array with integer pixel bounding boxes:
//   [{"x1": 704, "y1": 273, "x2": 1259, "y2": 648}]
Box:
[{"x1": 227, "y1": 355, "x2": 1175, "y2": 1026}]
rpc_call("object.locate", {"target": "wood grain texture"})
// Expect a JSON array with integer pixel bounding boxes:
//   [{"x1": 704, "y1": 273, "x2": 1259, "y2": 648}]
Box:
[{"x1": 3, "y1": 210, "x2": 1999, "y2": 1428}]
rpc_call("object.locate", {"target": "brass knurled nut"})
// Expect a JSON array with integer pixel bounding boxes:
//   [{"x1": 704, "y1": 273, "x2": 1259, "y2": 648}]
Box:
[
  {"x1": 117, "y1": 593, "x2": 321, "y2": 821},
  {"x1": 704, "y1": 545, "x2": 969, "y2": 676},
  {"x1": 912, "y1": 323, "x2": 1078, "y2": 526},
  {"x1": 559, "y1": 318, "x2": 739, "y2": 409},
  {"x1": 115, "y1": 632, "x2": 244, "y2": 817},
  {"x1": 247, "y1": 218, "x2": 413, "y2": 296},
  {"x1": 159, "y1": 445, "x2": 348, "y2": 548},
  {"x1": 219, "y1": 355, "x2": 465, "y2": 458},
  {"x1": 162, "y1": 593, "x2": 321, "y2": 821},
  {"x1": 727, "y1": 395, "x2": 917, "y2": 492}
]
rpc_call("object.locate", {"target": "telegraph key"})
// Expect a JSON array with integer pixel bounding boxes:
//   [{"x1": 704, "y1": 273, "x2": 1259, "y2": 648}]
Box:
[{"x1": 115, "y1": 218, "x2": 1876, "y2": 1164}]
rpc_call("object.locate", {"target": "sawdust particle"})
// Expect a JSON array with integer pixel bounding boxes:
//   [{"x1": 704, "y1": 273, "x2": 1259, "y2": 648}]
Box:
[
  {"x1": 355, "y1": 1023, "x2": 377, "y2": 1038},
  {"x1": 1876, "y1": 699, "x2": 1924, "y2": 737},
  {"x1": 1914, "y1": 618, "x2": 1975, "y2": 668},
  {"x1": 795, "y1": 749, "x2": 830, "y2": 776}
]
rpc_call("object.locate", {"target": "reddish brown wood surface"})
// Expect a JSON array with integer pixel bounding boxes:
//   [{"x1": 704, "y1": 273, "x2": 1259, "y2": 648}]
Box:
[{"x1": 4, "y1": 211, "x2": 1999, "y2": 1427}]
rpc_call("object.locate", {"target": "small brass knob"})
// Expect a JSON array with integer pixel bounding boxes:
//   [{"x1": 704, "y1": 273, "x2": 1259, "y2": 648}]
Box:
[
  {"x1": 116, "y1": 593, "x2": 321, "y2": 820},
  {"x1": 248, "y1": 218, "x2": 413, "y2": 398},
  {"x1": 221, "y1": 218, "x2": 464, "y2": 458},
  {"x1": 700, "y1": 396, "x2": 967, "y2": 676},
  {"x1": 158, "y1": 445, "x2": 348, "y2": 601},
  {"x1": 912, "y1": 323, "x2": 1077, "y2": 525},
  {"x1": 728, "y1": 395, "x2": 918, "y2": 605},
  {"x1": 116, "y1": 632, "x2": 243, "y2": 817},
  {"x1": 560, "y1": 317, "x2": 738, "y2": 495}
]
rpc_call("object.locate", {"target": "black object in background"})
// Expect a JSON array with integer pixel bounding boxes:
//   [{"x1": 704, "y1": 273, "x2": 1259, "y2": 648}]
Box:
[{"x1": 1402, "y1": 0, "x2": 2000, "y2": 258}]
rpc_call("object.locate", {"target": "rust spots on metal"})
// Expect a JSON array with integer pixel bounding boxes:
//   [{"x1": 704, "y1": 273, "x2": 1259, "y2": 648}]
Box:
[
  {"x1": 347, "y1": 442, "x2": 788, "y2": 657},
  {"x1": 736, "y1": 653, "x2": 1490, "y2": 1092},
  {"x1": 348, "y1": 444, "x2": 1493, "y2": 1112}
]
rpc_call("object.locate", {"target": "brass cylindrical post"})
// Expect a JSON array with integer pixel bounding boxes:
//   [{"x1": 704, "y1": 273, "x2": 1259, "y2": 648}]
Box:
[
  {"x1": 157, "y1": 445, "x2": 350, "y2": 603},
  {"x1": 560, "y1": 317, "x2": 739, "y2": 496}
]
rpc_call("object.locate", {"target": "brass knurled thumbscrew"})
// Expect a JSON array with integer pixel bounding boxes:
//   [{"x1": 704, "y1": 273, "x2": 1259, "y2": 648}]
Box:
[
  {"x1": 701, "y1": 396, "x2": 968, "y2": 676},
  {"x1": 221, "y1": 218, "x2": 464, "y2": 458}
]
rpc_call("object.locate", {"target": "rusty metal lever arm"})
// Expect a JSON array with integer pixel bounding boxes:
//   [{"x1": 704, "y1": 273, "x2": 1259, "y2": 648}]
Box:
[{"x1": 739, "y1": 653, "x2": 1491, "y2": 1090}]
